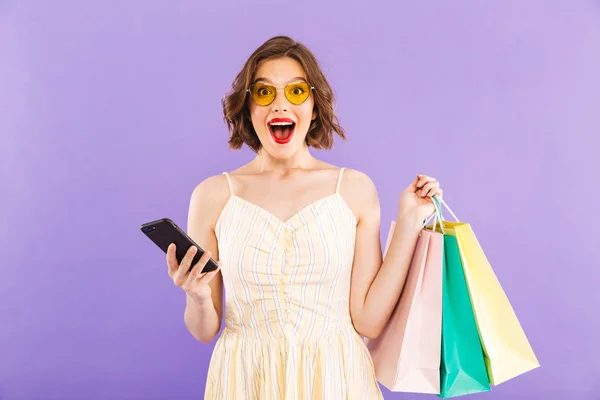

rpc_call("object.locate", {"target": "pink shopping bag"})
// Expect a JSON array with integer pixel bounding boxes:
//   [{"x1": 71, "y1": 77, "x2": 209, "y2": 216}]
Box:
[{"x1": 365, "y1": 221, "x2": 444, "y2": 393}]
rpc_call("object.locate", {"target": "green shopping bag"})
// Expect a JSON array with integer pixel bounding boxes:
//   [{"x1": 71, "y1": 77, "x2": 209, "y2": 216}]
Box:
[
  {"x1": 428, "y1": 197, "x2": 490, "y2": 398},
  {"x1": 439, "y1": 234, "x2": 491, "y2": 398}
]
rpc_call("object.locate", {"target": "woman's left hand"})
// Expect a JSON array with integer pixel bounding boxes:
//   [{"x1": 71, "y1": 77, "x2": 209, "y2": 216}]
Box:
[{"x1": 398, "y1": 174, "x2": 443, "y2": 223}]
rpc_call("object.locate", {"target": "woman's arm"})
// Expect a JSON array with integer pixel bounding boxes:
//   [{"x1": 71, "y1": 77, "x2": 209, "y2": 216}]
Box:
[
  {"x1": 345, "y1": 171, "x2": 427, "y2": 339},
  {"x1": 182, "y1": 175, "x2": 229, "y2": 343}
]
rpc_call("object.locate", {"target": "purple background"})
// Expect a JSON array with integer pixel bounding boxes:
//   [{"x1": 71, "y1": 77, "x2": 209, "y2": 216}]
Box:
[{"x1": 1, "y1": 1, "x2": 599, "y2": 399}]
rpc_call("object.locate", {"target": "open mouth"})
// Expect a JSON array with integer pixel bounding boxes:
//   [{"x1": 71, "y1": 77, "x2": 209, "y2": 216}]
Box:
[{"x1": 268, "y1": 120, "x2": 296, "y2": 144}]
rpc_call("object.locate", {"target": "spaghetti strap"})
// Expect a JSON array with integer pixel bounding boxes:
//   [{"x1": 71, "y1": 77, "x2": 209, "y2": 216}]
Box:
[
  {"x1": 222, "y1": 172, "x2": 234, "y2": 195},
  {"x1": 335, "y1": 167, "x2": 345, "y2": 194}
]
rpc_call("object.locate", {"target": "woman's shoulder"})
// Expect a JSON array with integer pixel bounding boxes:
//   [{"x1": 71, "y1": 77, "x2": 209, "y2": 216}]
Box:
[
  {"x1": 307, "y1": 162, "x2": 377, "y2": 200},
  {"x1": 336, "y1": 167, "x2": 379, "y2": 223},
  {"x1": 338, "y1": 167, "x2": 377, "y2": 195},
  {"x1": 188, "y1": 173, "x2": 233, "y2": 229},
  {"x1": 191, "y1": 173, "x2": 231, "y2": 197},
  {"x1": 312, "y1": 161, "x2": 375, "y2": 186}
]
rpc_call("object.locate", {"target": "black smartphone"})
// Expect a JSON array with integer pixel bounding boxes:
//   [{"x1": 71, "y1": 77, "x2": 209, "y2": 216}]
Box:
[{"x1": 140, "y1": 218, "x2": 219, "y2": 273}]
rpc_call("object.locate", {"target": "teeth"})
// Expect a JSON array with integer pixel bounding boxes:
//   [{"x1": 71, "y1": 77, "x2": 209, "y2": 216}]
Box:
[{"x1": 269, "y1": 122, "x2": 294, "y2": 126}]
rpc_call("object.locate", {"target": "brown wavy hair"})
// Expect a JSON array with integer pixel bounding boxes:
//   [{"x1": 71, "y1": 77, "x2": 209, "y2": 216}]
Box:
[{"x1": 222, "y1": 36, "x2": 346, "y2": 153}]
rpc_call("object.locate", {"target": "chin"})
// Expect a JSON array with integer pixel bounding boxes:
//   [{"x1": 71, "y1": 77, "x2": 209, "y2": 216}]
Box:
[{"x1": 265, "y1": 142, "x2": 302, "y2": 159}]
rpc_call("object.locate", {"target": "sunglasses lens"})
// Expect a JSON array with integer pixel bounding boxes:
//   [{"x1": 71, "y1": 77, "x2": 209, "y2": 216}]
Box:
[
  {"x1": 285, "y1": 82, "x2": 311, "y2": 105},
  {"x1": 250, "y1": 83, "x2": 275, "y2": 106}
]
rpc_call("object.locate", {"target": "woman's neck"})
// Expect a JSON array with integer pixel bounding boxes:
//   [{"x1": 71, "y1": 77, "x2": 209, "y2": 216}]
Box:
[{"x1": 251, "y1": 147, "x2": 318, "y2": 174}]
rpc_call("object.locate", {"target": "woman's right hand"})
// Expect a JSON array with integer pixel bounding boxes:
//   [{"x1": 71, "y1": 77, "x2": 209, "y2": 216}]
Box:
[{"x1": 166, "y1": 244, "x2": 221, "y2": 305}]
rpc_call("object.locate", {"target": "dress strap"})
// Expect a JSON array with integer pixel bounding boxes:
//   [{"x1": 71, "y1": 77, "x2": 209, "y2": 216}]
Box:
[
  {"x1": 222, "y1": 172, "x2": 234, "y2": 195},
  {"x1": 335, "y1": 167, "x2": 345, "y2": 194}
]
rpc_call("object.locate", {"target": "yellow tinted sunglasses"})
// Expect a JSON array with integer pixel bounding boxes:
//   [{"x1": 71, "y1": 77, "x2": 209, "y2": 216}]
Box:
[{"x1": 247, "y1": 81, "x2": 315, "y2": 106}]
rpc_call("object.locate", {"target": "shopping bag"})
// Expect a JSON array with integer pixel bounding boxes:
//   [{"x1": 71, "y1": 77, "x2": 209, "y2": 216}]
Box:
[
  {"x1": 365, "y1": 219, "x2": 443, "y2": 393},
  {"x1": 432, "y1": 197, "x2": 540, "y2": 386},
  {"x1": 439, "y1": 233, "x2": 490, "y2": 398}
]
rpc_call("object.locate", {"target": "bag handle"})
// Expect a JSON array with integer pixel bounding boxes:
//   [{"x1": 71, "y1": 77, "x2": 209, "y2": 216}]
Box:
[
  {"x1": 422, "y1": 194, "x2": 460, "y2": 233},
  {"x1": 423, "y1": 195, "x2": 445, "y2": 234},
  {"x1": 433, "y1": 195, "x2": 460, "y2": 222}
]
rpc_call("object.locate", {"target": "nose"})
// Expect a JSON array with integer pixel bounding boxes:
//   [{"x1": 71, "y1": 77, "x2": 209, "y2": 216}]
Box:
[{"x1": 271, "y1": 88, "x2": 289, "y2": 112}]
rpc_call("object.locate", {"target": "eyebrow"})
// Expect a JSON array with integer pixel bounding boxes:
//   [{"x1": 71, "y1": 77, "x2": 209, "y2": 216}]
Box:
[{"x1": 252, "y1": 76, "x2": 307, "y2": 85}]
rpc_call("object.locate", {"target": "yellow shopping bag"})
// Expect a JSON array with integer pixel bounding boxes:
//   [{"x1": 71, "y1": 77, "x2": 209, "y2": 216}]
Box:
[{"x1": 429, "y1": 197, "x2": 540, "y2": 386}]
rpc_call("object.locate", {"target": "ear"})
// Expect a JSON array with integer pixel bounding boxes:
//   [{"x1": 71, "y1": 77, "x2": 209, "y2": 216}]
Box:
[{"x1": 311, "y1": 109, "x2": 318, "y2": 121}]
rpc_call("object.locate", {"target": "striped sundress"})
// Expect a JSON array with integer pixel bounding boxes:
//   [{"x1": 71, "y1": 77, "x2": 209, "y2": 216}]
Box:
[{"x1": 204, "y1": 168, "x2": 384, "y2": 400}]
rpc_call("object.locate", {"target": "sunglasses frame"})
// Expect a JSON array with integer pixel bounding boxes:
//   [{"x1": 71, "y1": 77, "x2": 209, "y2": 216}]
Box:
[{"x1": 247, "y1": 81, "x2": 315, "y2": 106}]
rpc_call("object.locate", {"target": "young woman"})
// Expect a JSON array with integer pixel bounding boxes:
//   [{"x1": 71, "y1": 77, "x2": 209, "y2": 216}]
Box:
[{"x1": 166, "y1": 36, "x2": 443, "y2": 399}]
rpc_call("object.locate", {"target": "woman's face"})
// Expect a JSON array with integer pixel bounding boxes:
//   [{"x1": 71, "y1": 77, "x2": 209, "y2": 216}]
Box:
[{"x1": 248, "y1": 57, "x2": 317, "y2": 159}]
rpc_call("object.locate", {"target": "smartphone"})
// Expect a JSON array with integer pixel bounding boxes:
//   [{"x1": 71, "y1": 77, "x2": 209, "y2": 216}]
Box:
[{"x1": 140, "y1": 218, "x2": 219, "y2": 273}]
